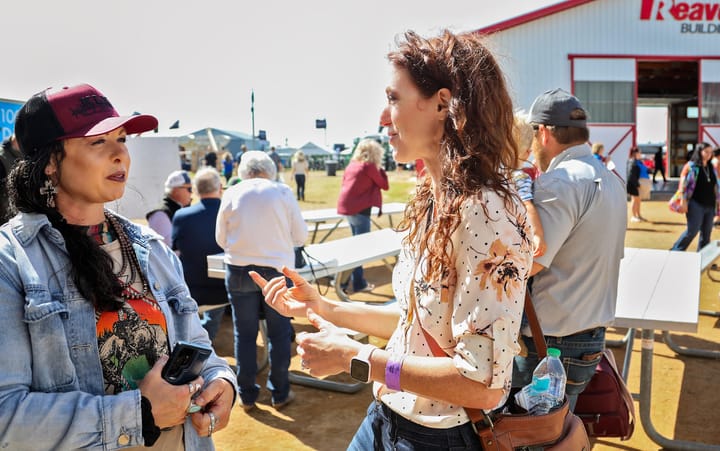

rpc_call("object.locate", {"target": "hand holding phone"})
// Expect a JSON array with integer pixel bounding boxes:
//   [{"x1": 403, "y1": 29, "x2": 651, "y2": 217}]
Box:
[{"x1": 161, "y1": 341, "x2": 212, "y2": 385}]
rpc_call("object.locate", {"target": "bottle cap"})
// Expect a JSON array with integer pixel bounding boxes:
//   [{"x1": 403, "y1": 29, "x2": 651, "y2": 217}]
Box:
[{"x1": 547, "y1": 347, "x2": 561, "y2": 358}]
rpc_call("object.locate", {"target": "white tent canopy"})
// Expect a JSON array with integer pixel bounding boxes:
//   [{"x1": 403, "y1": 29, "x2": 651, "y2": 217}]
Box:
[{"x1": 298, "y1": 141, "x2": 334, "y2": 156}]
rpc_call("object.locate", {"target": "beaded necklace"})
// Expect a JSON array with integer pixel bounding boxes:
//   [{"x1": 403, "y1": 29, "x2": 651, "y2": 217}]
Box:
[
  {"x1": 104, "y1": 211, "x2": 150, "y2": 300},
  {"x1": 703, "y1": 164, "x2": 711, "y2": 182}
]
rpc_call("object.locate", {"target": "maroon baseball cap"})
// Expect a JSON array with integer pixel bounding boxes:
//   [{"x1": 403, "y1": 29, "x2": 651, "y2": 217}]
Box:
[{"x1": 14, "y1": 84, "x2": 158, "y2": 154}]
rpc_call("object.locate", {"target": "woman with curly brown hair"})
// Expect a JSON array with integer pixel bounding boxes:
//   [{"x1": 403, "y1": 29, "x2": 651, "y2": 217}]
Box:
[{"x1": 251, "y1": 30, "x2": 533, "y2": 450}]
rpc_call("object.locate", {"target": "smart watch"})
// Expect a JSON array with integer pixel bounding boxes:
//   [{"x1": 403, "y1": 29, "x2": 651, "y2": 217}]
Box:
[{"x1": 350, "y1": 344, "x2": 377, "y2": 383}]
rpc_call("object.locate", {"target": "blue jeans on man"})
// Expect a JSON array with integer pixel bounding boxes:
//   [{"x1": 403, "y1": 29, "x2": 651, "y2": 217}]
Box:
[
  {"x1": 671, "y1": 199, "x2": 715, "y2": 251},
  {"x1": 343, "y1": 213, "x2": 371, "y2": 292},
  {"x1": 200, "y1": 307, "x2": 226, "y2": 342},
  {"x1": 225, "y1": 264, "x2": 293, "y2": 406},
  {"x1": 512, "y1": 327, "x2": 605, "y2": 411}
]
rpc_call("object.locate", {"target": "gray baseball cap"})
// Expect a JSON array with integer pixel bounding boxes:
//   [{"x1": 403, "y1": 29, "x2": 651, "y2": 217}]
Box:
[{"x1": 528, "y1": 88, "x2": 587, "y2": 128}]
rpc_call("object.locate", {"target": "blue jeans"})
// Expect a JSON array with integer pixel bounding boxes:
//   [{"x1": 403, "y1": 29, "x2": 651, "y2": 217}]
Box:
[
  {"x1": 671, "y1": 199, "x2": 715, "y2": 251},
  {"x1": 344, "y1": 213, "x2": 371, "y2": 291},
  {"x1": 295, "y1": 174, "x2": 306, "y2": 200},
  {"x1": 512, "y1": 327, "x2": 605, "y2": 411},
  {"x1": 225, "y1": 264, "x2": 293, "y2": 406},
  {"x1": 200, "y1": 306, "x2": 226, "y2": 341},
  {"x1": 348, "y1": 401, "x2": 481, "y2": 451}
]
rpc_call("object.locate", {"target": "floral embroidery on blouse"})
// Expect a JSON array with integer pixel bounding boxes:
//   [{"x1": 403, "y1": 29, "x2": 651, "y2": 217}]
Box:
[
  {"x1": 475, "y1": 239, "x2": 525, "y2": 302},
  {"x1": 377, "y1": 189, "x2": 534, "y2": 428}
]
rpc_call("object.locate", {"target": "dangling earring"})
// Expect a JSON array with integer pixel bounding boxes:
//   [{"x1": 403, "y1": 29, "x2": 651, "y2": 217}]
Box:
[{"x1": 40, "y1": 178, "x2": 57, "y2": 208}]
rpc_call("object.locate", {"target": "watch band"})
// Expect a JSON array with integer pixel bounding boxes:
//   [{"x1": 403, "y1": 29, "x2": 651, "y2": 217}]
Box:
[
  {"x1": 356, "y1": 344, "x2": 376, "y2": 363},
  {"x1": 350, "y1": 344, "x2": 377, "y2": 383},
  {"x1": 385, "y1": 355, "x2": 405, "y2": 391}
]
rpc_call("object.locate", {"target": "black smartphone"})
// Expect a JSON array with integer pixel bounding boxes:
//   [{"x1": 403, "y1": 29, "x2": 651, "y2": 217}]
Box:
[{"x1": 161, "y1": 341, "x2": 212, "y2": 385}]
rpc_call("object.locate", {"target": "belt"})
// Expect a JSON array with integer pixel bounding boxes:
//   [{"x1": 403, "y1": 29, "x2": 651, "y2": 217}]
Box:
[{"x1": 545, "y1": 326, "x2": 605, "y2": 340}]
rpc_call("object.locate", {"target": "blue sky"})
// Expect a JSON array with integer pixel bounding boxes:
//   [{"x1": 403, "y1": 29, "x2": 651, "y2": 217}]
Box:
[{"x1": 4, "y1": 1, "x2": 559, "y2": 148}]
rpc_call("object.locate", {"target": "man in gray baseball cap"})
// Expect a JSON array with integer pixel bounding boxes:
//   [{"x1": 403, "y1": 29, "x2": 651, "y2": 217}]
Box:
[{"x1": 513, "y1": 88, "x2": 627, "y2": 411}]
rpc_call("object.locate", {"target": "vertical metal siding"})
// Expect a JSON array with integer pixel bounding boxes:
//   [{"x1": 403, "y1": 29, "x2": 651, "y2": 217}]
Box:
[{"x1": 483, "y1": 0, "x2": 720, "y2": 110}]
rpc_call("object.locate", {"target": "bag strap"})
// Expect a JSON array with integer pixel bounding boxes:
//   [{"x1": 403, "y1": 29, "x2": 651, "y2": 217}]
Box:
[
  {"x1": 523, "y1": 290, "x2": 547, "y2": 358},
  {"x1": 300, "y1": 247, "x2": 330, "y2": 296},
  {"x1": 417, "y1": 289, "x2": 547, "y2": 423}
]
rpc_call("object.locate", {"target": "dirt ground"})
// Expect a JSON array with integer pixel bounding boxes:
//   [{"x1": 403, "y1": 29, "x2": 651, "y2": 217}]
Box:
[{"x1": 210, "y1": 199, "x2": 720, "y2": 450}]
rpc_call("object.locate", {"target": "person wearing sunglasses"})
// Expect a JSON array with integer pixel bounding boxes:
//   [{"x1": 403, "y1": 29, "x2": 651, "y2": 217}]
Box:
[{"x1": 147, "y1": 169, "x2": 193, "y2": 247}]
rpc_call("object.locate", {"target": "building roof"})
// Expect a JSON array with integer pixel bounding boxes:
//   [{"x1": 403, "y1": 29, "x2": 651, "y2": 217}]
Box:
[
  {"x1": 298, "y1": 141, "x2": 333, "y2": 156},
  {"x1": 474, "y1": 0, "x2": 595, "y2": 34}
]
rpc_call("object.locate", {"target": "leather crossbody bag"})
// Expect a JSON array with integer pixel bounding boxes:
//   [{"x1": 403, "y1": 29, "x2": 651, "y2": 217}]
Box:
[{"x1": 418, "y1": 291, "x2": 590, "y2": 450}]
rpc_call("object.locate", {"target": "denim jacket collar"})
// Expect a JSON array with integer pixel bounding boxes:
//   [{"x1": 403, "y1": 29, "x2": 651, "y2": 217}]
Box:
[{"x1": 8, "y1": 210, "x2": 160, "y2": 249}]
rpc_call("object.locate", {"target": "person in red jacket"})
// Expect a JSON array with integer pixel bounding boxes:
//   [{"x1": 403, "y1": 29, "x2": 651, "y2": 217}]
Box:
[{"x1": 336, "y1": 139, "x2": 389, "y2": 293}]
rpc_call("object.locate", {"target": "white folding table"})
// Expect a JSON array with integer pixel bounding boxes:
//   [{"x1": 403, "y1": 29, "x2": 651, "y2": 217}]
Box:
[
  {"x1": 613, "y1": 248, "x2": 719, "y2": 450},
  {"x1": 207, "y1": 228, "x2": 404, "y2": 393},
  {"x1": 302, "y1": 202, "x2": 406, "y2": 243}
]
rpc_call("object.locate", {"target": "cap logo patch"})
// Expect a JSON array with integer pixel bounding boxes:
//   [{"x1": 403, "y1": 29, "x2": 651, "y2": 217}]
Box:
[{"x1": 71, "y1": 94, "x2": 113, "y2": 118}]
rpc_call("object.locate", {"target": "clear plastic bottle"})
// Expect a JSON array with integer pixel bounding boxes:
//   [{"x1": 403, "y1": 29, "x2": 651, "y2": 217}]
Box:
[{"x1": 514, "y1": 347, "x2": 566, "y2": 415}]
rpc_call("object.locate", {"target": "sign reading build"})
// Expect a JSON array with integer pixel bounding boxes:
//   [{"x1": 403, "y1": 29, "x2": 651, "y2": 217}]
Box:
[
  {"x1": 0, "y1": 98, "x2": 22, "y2": 142},
  {"x1": 641, "y1": 0, "x2": 720, "y2": 32}
]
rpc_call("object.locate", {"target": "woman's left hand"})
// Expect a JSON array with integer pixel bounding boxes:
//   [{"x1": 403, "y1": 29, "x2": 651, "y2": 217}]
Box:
[
  {"x1": 189, "y1": 378, "x2": 235, "y2": 438},
  {"x1": 296, "y1": 309, "x2": 362, "y2": 377}
]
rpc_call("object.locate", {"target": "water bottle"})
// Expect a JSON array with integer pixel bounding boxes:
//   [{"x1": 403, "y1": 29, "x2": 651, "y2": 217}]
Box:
[{"x1": 515, "y1": 347, "x2": 566, "y2": 415}]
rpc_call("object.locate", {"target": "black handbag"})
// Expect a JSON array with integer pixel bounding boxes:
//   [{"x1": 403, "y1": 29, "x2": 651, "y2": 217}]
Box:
[{"x1": 294, "y1": 246, "x2": 307, "y2": 268}]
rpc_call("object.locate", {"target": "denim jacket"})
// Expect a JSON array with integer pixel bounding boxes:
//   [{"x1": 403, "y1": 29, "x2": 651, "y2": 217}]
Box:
[{"x1": 0, "y1": 211, "x2": 237, "y2": 450}]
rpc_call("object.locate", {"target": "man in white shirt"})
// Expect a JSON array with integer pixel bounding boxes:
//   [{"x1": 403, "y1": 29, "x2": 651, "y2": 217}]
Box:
[{"x1": 216, "y1": 151, "x2": 307, "y2": 412}]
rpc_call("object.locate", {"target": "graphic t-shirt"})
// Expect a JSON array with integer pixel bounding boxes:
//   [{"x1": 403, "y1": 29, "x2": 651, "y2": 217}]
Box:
[
  {"x1": 97, "y1": 240, "x2": 170, "y2": 393},
  {"x1": 92, "y1": 227, "x2": 182, "y2": 450}
]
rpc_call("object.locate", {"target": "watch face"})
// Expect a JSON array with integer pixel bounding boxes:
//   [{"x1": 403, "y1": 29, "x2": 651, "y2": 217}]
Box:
[{"x1": 350, "y1": 358, "x2": 370, "y2": 382}]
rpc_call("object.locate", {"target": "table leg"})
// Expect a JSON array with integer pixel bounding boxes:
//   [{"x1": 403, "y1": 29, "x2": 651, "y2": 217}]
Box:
[
  {"x1": 310, "y1": 223, "x2": 321, "y2": 243},
  {"x1": 258, "y1": 319, "x2": 268, "y2": 371},
  {"x1": 334, "y1": 269, "x2": 351, "y2": 302},
  {"x1": 699, "y1": 310, "x2": 720, "y2": 317},
  {"x1": 662, "y1": 330, "x2": 720, "y2": 359},
  {"x1": 288, "y1": 372, "x2": 367, "y2": 393},
  {"x1": 606, "y1": 328, "x2": 634, "y2": 382},
  {"x1": 638, "y1": 329, "x2": 720, "y2": 450},
  {"x1": 317, "y1": 219, "x2": 344, "y2": 243}
]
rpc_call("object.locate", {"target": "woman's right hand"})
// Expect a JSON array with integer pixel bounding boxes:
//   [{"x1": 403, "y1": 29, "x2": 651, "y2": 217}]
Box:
[
  {"x1": 679, "y1": 198, "x2": 688, "y2": 214},
  {"x1": 250, "y1": 266, "x2": 324, "y2": 318},
  {"x1": 138, "y1": 355, "x2": 204, "y2": 429}
]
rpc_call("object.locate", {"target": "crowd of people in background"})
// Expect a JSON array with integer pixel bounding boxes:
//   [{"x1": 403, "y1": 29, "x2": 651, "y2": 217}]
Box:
[{"x1": 1, "y1": 26, "x2": 718, "y2": 450}]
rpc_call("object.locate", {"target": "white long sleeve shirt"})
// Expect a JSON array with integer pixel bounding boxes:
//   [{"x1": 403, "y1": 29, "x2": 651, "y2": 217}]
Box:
[{"x1": 216, "y1": 177, "x2": 308, "y2": 269}]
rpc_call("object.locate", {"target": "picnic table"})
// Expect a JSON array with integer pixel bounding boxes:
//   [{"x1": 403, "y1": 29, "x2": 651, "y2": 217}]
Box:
[
  {"x1": 613, "y1": 247, "x2": 719, "y2": 450},
  {"x1": 207, "y1": 228, "x2": 404, "y2": 393},
  {"x1": 302, "y1": 202, "x2": 406, "y2": 243}
]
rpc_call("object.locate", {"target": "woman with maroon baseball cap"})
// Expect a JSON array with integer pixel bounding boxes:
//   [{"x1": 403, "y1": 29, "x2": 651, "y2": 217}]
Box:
[{"x1": 0, "y1": 84, "x2": 236, "y2": 449}]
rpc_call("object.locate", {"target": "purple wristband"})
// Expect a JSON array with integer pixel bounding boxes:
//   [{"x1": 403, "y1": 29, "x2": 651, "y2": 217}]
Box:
[{"x1": 385, "y1": 355, "x2": 405, "y2": 391}]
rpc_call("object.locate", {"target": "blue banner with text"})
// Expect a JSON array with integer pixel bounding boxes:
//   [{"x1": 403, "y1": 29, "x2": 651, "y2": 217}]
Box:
[{"x1": 0, "y1": 98, "x2": 22, "y2": 142}]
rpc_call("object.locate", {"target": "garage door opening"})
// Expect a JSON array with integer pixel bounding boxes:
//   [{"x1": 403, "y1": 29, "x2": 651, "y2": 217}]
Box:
[{"x1": 637, "y1": 60, "x2": 699, "y2": 177}]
